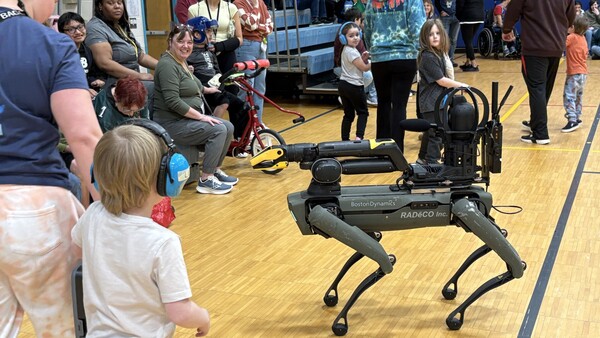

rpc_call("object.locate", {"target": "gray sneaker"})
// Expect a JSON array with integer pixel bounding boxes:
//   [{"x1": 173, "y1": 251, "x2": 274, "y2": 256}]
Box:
[
  {"x1": 196, "y1": 176, "x2": 232, "y2": 194},
  {"x1": 214, "y1": 169, "x2": 238, "y2": 186}
]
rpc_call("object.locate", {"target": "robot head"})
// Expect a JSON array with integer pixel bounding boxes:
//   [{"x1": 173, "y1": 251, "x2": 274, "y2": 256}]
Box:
[{"x1": 186, "y1": 16, "x2": 218, "y2": 44}]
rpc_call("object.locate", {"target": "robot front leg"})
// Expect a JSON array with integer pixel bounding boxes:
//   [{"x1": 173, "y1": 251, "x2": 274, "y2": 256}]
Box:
[
  {"x1": 444, "y1": 198, "x2": 526, "y2": 330},
  {"x1": 323, "y1": 232, "x2": 383, "y2": 307},
  {"x1": 308, "y1": 205, "x2": 394, "y2": 336}
]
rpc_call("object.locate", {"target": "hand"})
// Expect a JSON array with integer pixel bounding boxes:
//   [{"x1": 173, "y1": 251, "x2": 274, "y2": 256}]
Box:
[
  {"x1": 139, "y1": 72, "x2": 154, "y2": 81},
  {"x1": 91, "y1": 79, "x2": 105, "y2": 88},
  {"x1": 195, "y1": 328, "x2": 207, "y2": 337},
  {"x1": 502, "y1": 32, "x2": 515, "y2": 42},
  {"x1": 361, "y1": 51, "x2": 370, "y2": 63},
  {"x1": 204, "y1": 87, "x2": 221, "y2": 94},
  {"x1": 188, "y1": 65, "x2": 195, "y2": 72},
  {"x1": 441, "y1": 11, "x2": 448, "y2": 17},
  {"x1": 200, "y1": 115, "x2": 223, "y2": 126},
  {"x1": 88, "y1": 88, "x2": 98, "y2": 98}
]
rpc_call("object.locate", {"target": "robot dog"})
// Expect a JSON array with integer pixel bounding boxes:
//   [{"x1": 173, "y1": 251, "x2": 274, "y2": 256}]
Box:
[{"x1": 251, "y1": 83, "x2": 525, "y2": 336}]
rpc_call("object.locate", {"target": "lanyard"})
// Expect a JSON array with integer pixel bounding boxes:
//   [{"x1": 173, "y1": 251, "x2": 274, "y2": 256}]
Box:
[{"x1": 205, "y1": 1, "x2": 221, "y2": 23}]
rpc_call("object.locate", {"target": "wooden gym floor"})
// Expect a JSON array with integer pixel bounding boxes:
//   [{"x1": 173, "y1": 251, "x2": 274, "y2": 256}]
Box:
[{"x1": 18, "y1": 55, "x2": 600, "y2": 337}]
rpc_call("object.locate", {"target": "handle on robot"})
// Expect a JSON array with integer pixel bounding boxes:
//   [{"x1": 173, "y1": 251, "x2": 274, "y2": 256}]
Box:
[{"x1": 233, "y1": 59, "x2": 270, "y2": 71}]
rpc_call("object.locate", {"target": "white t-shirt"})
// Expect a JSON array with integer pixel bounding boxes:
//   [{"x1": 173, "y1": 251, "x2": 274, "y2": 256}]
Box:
[
  {"x1": 188, "y1": 0, "x2": 238, "y2": 42},
  {"x1": 72, "y1": 202, "x2": 193, "y2": 338},
  {"x1": 340, "y1": 45, "x2": 364, "y2": 86}
]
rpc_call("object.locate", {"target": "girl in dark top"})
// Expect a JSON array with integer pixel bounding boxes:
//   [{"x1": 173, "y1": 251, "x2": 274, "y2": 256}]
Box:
[{"x1": 417, "y1": 19, "x2": 469, "y2": 164}]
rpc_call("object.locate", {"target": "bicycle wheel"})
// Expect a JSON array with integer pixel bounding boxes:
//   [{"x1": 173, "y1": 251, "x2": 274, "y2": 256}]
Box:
[{"x1": 251, "y1": 129, "x2": 286, "y2": 175}]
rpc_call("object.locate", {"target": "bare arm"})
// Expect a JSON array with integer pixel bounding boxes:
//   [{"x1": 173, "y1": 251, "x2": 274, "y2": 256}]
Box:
[
  {"x1": 352, "y1": 58, "x2": 371, "y2": 72},
  {"x1": 436, "y1": 77, "x2": 468, "y2": 89},
  {"x1": 164, "y1": 299, "x2": 210, "y2": 335},
  {"x1": 138, "y1": 53, "x2": 159, "y2": 71},
  {"x1": 89, "y1": 42, "x2": 153, "y2": 80},
  {"x1": 233, "y1": 12, "x2": 244, "y2": 46},
  {"x1": 51, "y1": 89, "x2": 103, "y2": 202}
]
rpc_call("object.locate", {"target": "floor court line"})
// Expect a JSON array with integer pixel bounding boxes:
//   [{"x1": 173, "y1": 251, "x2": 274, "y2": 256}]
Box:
[{"x1": 518, "y1": 103, "x2": 600, "y2": 337}]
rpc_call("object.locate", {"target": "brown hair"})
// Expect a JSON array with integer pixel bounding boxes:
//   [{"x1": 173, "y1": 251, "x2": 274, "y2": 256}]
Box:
[
  {"x1": 572, "y1": 16, "x2": 589, "y2": 35},
  {"x1": 417, "y1": 19, "x2": 449, "y2": 65}
]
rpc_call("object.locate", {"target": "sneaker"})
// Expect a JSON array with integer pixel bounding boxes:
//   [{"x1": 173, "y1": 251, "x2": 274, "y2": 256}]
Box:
[
  {"x1": 367, "y1": 98, "x2": 378, "y2": 106},
  {"x1": 311, "y1": 18, "x2": 323, "y2": 25},
  {"x1": 577, "y1": 119, "x2": 582, "y2": 125},
  {"x1": 214, "y1": 169, "x2": 238, "y2": 185},
  {"x1": 320, "y1": 17, "x2": 334, "y2": 24},
  {"x1": 235, "y1": 151, "x2": 249, "y2": 158},
  {"x1": 561, "y1": 121, "x2": 580, "y2": 133},
  {"x1": 520, "y1": 134, "x2": 550, "y2": 145},
  {"x1": 196, "y1": 176, "x2": 233, "y2": 194},
  {"x1": 459, "y1": 63, "x2": 470, "y2": 70},
  {"x1": 462, "y1": 65, "x2": 479, "y2": 72},
  {"x1": 452, "y1": 62, "x2": 458, "y2": 67},
  {"x1": 521, "y1": 120, "x2": 531, "y2": 132}
]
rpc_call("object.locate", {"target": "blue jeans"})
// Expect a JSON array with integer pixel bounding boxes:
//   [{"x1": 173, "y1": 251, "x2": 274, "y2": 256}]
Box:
[
  {"x1": 585, "y1": 27, "x2": 599, "y2": 51},
  {"x1": 297, "y1": 0, "x2": 326, "y2": 18},
  {"x1": 236, "y1": 39, "x2": 267, "y2": 124},
  {"x1": 440, "y1": 14, "x2": 460, "y2": 61}
]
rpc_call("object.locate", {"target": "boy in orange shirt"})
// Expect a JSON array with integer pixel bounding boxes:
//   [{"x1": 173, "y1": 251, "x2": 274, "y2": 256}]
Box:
[{"x1": 562, "y1": 16, "x2": 589, "y2": 133}]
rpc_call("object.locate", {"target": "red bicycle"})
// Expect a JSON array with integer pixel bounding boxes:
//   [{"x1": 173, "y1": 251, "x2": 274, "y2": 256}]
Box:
[{"x1": 219, "y1": 59, "x2": 305, "y2": 174}]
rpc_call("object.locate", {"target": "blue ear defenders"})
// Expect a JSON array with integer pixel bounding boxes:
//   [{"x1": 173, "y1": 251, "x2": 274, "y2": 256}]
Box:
[
  {"x1": 338, "y1": 22, "x2": 362, "y2": 45},
  {"x1": 91, "y1": 119, "x2": 190, "y2": 197}
]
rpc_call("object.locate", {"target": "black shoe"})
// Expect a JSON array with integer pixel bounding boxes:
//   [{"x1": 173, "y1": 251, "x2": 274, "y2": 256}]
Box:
[
  {"x1": 452, "y1": 62, "x2": 458, "y2": 67},
  {"x1": 521, "y1": 120, "x2": 531, "y2": 132},
  {"x1": 462, "y1": 65, "x2": 479, "y2": 72},
  {"x1": 459, "y1": 63, "x2": 470, "y2": 70},
  {"x1": 561, "y1": 121, "x2": 580, "y2": 133},
  {"x1": 521, "y1": 134, "x2": 550, "y2": 145},
  {"x1": 320, "y1": 17, "x2": 334, "y2": 24},
  {"x1": 592, "y1": 55, "x2": 600, "y2": 60},
  {"x1": 577, "y1": 119, "x2": 583, "y2": 124},
  {"x1": 311, "y1": 18, "x2": 322, "y2": 25}
]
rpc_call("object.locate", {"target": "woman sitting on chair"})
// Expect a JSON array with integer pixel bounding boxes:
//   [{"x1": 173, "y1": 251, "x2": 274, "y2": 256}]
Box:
[{"x1": 153, "y1": 25, "x2": 238, "y2": 195}]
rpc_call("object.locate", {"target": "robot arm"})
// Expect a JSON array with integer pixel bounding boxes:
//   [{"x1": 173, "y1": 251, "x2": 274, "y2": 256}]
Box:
[{"x1": 250, "y1": 139, "x2": 410, "y2": 174}]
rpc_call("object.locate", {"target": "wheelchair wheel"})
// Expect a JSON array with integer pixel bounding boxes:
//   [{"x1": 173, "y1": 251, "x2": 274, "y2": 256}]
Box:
[
  {"x1": 478, "y1": 28, "x2": 494, "y2": 57},
  {"x1": 251, "y1": 129, "x2": 286, "y2": 174}
]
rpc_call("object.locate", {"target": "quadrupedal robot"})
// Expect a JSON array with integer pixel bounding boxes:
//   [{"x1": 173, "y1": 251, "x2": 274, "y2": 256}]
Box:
[{"x1": 251, "y1": 83, "x2": 526, "y2": 335}]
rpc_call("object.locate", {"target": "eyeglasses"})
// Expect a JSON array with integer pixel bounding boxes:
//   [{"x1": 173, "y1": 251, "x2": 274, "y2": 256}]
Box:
[{"x1": 64, "y1": 24, "x2": 86, "y2": 34}]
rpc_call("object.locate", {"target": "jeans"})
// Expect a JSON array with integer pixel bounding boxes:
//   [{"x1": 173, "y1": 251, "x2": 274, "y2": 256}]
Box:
[
  {"x1": 440, "y1": 15, "x2": 460, "y2": 61},
  {"x1": 563, "y1": 74, "x2": 586, "y2": 122},
  {"x1": 236, "y1": 39, "x2": 267, "y2": 124},
  {"x1": 592, "y1": 45, "x2": 600, "y2": 57},
  {"x1": 585, "y1": 27, "x2": 599, "y2": 51},
  {"x1": 298, "y1": 0, "x2": 326, "y2": 18},
  {"x1": 521, "y1": 55, "x2": 561, "y2": 140}
]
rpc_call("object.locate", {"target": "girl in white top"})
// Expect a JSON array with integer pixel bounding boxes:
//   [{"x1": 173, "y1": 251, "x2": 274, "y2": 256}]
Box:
[{"x1": 338, "y1": 22, "x2": 372, "y2": 141}]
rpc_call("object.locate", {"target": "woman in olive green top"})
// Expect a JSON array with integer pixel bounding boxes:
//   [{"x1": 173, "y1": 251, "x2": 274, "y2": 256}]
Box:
[{"x1": 153, "y1": 25, "x2": 238, "y2": 195}]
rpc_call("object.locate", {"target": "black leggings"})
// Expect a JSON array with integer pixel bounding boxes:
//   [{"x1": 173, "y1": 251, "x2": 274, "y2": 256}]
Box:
[
  {"x1": 338, "y1": 80, "x2": 369, "y2": 140},
  {"x1": 460, "y1": 23, "x2": 480, "y2": 61}
]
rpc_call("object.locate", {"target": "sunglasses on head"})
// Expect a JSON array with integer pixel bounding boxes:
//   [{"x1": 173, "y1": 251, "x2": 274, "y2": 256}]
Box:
[{"x1": 173, "y1": 24, "x2": 193, "y2": 33}]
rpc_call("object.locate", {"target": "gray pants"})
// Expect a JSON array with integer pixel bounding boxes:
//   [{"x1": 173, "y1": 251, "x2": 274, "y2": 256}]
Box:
[
  {"x1": 157, "y1": 117, "x2": 233, "y2": 174},
  {"x1": 418, "y1": 111, "x2": 442, "y2": 163}
]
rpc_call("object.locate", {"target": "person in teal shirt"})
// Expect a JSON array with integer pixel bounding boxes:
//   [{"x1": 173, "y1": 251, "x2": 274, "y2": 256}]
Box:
[{"x1": 93, "y1": 76, "x2": 149, "y2": 133}]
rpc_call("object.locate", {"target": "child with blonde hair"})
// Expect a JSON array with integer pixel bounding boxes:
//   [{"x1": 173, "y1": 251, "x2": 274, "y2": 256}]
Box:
[
  {"x1": 562, "y1": 16, "x2": 588, "y2": 133},
  {"x1": 72, "y1": 123, "x2": 210, "y2": 337},
  {"x1": 416, "y1": 19, "x2": 468, "y2": 164}
]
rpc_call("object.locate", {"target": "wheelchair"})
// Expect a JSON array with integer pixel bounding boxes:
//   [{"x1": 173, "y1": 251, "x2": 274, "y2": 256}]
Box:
[{"x1": 477, "y1": 10, "x2": 521, "y2": 59}]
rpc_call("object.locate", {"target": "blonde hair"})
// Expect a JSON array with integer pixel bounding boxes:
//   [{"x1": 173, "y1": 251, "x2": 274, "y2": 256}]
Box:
[
  {"x1": 93, "y1": 125, "x2": 166, "y2": 215},
  {"x1": 417, "y1": 19, "x2": 449, "y2": 65}
]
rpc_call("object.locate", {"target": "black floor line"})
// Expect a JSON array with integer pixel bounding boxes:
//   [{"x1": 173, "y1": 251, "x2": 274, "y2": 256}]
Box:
[
  {"x1": 582, "y1": 170, "x2": 600, "y2": 174},
  {"x1": 518, "y1": 104, "x2": 600, "y2": 337},
  {"x1": 278, "y1": 107, "x2": 338, "y2": 134}
]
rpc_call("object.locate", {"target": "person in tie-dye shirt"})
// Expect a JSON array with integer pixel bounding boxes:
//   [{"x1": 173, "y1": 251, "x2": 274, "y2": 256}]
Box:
[{"x1": 363, "y1": 0, "x2": 425, "y2": 153}]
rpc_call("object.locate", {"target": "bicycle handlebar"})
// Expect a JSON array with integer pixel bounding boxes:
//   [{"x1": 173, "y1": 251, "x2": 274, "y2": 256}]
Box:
[{"x1": 219, "y1": 59, "x2": 270, "y2": 84}]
